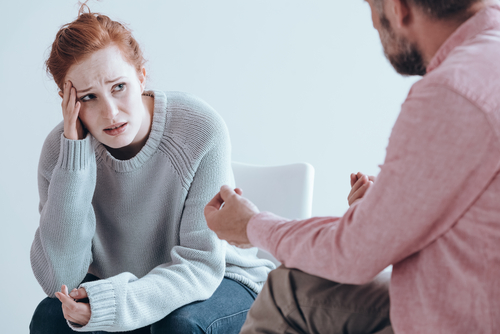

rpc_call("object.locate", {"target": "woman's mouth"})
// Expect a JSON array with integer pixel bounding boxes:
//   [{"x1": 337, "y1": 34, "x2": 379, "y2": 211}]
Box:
[{"x1": 104, "y1": 122, "x2": 127, "y2": 136}]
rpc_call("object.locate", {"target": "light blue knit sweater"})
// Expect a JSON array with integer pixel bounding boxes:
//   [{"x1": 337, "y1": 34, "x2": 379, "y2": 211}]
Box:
[{"x1": 30, "y1": 90, "x2": 275, "y2": 332}]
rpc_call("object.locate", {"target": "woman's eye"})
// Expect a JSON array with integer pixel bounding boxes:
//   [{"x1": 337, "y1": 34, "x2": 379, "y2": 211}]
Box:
[
  {"x1": 80, "y1": 94, "x2": 95, "y2": 102},
  {"x1": 114, "y1": 83, "x2": 126, "y2": 92}
]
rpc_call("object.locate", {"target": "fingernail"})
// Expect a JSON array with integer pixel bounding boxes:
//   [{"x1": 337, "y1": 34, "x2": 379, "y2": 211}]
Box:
[{"x1": 70, "y1": 290, "x2": 79, "y2": 297}]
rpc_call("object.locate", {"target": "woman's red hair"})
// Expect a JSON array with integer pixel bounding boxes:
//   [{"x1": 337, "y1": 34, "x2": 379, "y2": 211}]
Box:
[{"x1": 46, "y1": 3, "x2": 145, "y2": 91}]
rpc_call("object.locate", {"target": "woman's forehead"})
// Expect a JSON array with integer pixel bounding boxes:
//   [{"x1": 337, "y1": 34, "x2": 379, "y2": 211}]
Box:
[{"x1": 66, "y1": 45, "x2": 137, "y2": 89}]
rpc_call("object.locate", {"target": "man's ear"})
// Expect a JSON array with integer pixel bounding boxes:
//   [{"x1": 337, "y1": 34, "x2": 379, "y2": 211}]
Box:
[
  {"x1": 388, "y1": 0, "x2": 412, "y2": 28},
  {"x1": 139, "y1": 67, "x2": 147, "y2": 93}
]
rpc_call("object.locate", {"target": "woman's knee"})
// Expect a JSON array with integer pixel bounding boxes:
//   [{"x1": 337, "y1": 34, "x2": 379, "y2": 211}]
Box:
[
  {"x1": 151, "y1": 278, "x2": 255, "y2": 334},
  {"x1": 151, "y1": 306, "x2": 205, "y2": 334},
  {"x1": 30, "y1": 297, "x2": 72, "y2": 334}
]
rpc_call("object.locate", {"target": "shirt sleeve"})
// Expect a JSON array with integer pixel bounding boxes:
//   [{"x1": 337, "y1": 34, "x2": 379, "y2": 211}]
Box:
[
  {"x1": 70, "y1": 97, "x2": 231, "y2": 332},
  {"x1": 247, "y1": 82, "x2": 500, "y2": 284},
  {"x1": 30, "y1": 128, "x2": 97, "y2": 297}
]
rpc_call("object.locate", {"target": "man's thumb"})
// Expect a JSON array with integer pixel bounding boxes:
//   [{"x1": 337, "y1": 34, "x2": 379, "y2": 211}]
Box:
[{"x1": 219, "y1": 185, "x2": 236, "y2": 201}]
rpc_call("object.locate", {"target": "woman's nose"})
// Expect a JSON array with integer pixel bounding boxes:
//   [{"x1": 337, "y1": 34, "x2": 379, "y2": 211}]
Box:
[{"x1": 101, "y1": 99, "x2": 119, "y2": 119}]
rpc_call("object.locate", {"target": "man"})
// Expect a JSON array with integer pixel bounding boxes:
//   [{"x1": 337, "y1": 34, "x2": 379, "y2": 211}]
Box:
[{"x1": 205, "y1": 0, "x2": 500, "y2": 333}]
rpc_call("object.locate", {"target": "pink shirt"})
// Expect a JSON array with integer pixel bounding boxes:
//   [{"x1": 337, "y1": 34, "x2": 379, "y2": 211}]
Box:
[{"x1": 247, "y1": 5, "x2": 500, "y2": 333}]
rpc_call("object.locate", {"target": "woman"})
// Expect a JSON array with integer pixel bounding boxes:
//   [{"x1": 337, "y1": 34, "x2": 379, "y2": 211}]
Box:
[{"x1": 29, "y1": 4, "x2": 274, "y2": 333}]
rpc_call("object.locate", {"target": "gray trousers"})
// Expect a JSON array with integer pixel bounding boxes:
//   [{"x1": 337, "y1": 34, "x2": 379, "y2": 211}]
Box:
[{"x1": 240, "y1": 266, "x2": 393, "y2": 334}]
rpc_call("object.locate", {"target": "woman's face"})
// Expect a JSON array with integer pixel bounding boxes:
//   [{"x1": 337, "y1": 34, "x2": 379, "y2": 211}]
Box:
[{"x1": 64, "y1": 44, "x2": 150, "y2": 150}]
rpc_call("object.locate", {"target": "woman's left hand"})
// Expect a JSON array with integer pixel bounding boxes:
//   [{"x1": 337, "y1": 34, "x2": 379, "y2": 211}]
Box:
[{"x1": 55, "y1": 285, "x2": 91, "y2": 326}]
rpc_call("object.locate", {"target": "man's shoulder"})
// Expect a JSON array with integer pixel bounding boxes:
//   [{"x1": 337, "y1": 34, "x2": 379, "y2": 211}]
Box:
[
  {"x1": 399, "y1": 33, "x2": 500, "y2": 147},
  {"x1": 423, "y1": 30, "x2": 500, "y2": 113}
]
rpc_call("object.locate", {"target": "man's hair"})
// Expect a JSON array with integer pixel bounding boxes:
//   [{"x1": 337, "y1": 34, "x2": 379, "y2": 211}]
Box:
[
  {"x1": 410, "y1": 0, "x2": 482, "y2": 19},
  {"x1": 376, "y1": 0, "x2": 483, "y2": 19}
]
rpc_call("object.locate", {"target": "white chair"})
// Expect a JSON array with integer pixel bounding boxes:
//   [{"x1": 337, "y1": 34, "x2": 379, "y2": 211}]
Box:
[{"x1": 231, "y1": 162, "x2": 315, "y2": 266}]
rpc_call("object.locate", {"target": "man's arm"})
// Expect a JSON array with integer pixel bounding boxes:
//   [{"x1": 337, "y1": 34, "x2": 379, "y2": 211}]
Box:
[
  {"x1": 205, "y1": 171, "x2": 374, "y2": 246},
  {"x1": 206, "y1": 83, "x2": 500, "y2": 284}
]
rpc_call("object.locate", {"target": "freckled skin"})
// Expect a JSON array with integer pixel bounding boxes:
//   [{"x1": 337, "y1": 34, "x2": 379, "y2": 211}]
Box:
[{"x1": 64, "y1": 45, "x2": 153, "y2": 159}]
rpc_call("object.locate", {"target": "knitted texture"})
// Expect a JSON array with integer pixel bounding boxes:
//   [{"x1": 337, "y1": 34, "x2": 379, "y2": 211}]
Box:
[{"x1": 31, "y1": 90, "x2": 274, "y2": 332}]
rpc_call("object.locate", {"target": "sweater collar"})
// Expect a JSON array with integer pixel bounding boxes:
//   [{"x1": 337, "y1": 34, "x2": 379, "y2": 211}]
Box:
[{"x1": 94, "y1": 90, "x2": 168, "y2": 172}]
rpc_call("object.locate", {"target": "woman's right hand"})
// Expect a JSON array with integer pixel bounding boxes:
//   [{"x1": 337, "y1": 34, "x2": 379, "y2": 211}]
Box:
[{"x1": 61, "y1": 81, "x2": 86, "y2": 140}]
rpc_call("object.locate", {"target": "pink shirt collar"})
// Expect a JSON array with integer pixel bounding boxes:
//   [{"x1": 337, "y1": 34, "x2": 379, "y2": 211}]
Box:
[{"x1": 427, "y1": 4, "x2": 500, "y2": 73}]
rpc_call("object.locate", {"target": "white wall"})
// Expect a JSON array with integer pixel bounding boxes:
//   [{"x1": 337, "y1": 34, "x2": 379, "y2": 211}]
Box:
[{"x1": 0, "y1": 0, "x2": 418, "y2": 331}]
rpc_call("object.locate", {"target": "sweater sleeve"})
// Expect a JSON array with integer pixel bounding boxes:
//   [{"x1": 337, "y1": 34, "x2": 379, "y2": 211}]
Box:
[
  {"x1": 30, "y1": 127, "x2": 97, "y2": 297},
  {"x1": 247, "y1": 83, "x2": 500, "y2": 284},
  {"x1": 70, "y1": 95, "x2": 230, "y2": 332}
]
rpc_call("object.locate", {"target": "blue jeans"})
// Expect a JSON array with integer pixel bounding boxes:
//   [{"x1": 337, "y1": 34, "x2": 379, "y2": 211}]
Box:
[{"x1": 30, "y1": 276, "x2": 257, "y2": 334}]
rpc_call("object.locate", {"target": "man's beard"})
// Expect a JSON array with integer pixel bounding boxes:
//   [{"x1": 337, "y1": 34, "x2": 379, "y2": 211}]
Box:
[{"x1": 379, "y1": 14, "x2": 427, "y2": 76}]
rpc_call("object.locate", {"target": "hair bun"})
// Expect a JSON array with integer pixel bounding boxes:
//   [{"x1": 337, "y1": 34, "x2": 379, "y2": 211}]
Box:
[
  {"x1": 46, "y1": 1, "x2": 145, "y2": 91},
  {"x1": 78, "y1": 0, "x2": 93, "y2": 16}
]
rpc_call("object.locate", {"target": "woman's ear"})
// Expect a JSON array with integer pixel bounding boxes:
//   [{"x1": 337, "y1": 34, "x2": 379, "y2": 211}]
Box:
[
  {"x1": 58, "y1": 91, "x2": 63, "y2": 98},
  {"x1": 139, "y1": 67, "x2": 147, "y2": 93}
]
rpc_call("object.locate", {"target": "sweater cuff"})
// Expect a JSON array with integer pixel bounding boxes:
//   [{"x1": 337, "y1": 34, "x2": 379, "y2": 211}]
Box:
[
  {"x1": 57, "y1": 133, "x2": 95, "y2": 170},
  {"x1": 247, "y1": 212, "x2": 289, "y2": 256},
  {"x1": 67, "y1": 279, "x2": 116, "y2": 331}
]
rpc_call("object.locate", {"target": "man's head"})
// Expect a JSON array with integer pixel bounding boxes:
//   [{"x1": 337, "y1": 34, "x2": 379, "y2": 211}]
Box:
[
  {"x1": 367, "y1": 0, "x2": 489, "y2": 76},
  {"x1": 395, "y1": 0, "x2": 484, "y2": 20}
]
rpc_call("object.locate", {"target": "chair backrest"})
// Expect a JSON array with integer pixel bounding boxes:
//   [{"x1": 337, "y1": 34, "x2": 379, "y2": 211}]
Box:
[{"x1": 231, "y1": 161, "x2": 315, "y2": 265}]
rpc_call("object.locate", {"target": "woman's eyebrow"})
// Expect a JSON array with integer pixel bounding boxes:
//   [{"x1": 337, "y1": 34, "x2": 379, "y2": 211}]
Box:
[
  {"x1": 76, "y1": 77, "x2": 126, "y2": 94},
  {"x1": 105, "y1": 76, "x2": 126, "y2": 84},
  {"x1": 77, "y1": 86, "x2": 93, "y2": 94}
]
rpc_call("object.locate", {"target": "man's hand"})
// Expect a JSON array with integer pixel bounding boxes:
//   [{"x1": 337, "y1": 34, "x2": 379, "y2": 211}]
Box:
[
  {"x1": 55, "y1": 285, "x2": 91, "y2": 326},
  {"x1": 348, "y1": 172, "x2": 376, "y2": 206},
  {"x1": 204, "y1": 185, "x2": 259, "y2": 248}
]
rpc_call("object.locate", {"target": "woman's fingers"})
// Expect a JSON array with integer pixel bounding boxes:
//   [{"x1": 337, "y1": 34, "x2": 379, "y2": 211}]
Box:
[
  {"x1": 69, "y1": 287, "x2": 88, "y2": 299},
  {"x1": 62, "y1": 81, "x2": 85, "y2": 140},
  {"x1": 60, "y1": 297, "x2": 79, "y2": 324},
  {"x1": 57, "y1": 286, "x2": 91, "y2": 325},
  {"x1": 68, "y1": 86, "x2": 79, "y2": 121},
  {"x1": 61, "y1": 81, "x2": 70, "y2": 109},
  {"x1": 62, "y1": 81, "x2": 76, "y2": 115}
]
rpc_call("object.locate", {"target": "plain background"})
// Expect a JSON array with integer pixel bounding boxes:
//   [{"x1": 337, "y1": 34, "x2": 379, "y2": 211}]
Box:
[{"x1": 0, "y1": 0, "x2": 418, "y2": 331}]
